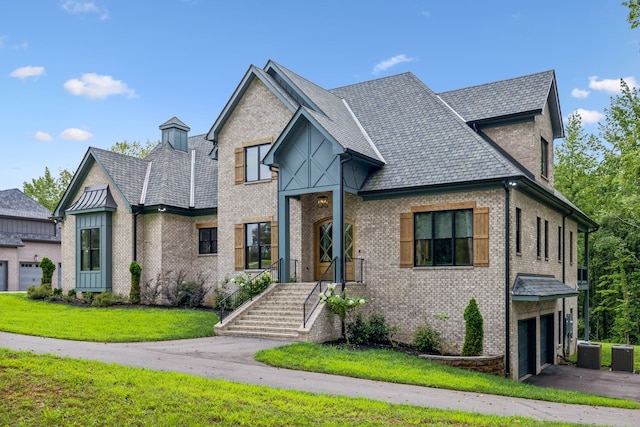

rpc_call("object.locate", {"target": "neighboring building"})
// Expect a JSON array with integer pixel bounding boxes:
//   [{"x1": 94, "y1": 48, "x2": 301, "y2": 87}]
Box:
[
  {"x1": 0, "y1": 188, "x2": 61, "y2": 291},
  {"x1": 55, "y1": 61, "x2": 597, "y2": 380}
]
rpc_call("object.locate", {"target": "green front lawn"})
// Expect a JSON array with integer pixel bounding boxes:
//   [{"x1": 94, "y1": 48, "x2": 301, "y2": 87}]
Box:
[
  {"x1": 0, "y1": 293, "x2": 217, "y2": 342},
  {"x1": 0, "y1": 349, "x2": 578, "y2": 427},
  {"x1": 255, "y1": 342, "x2": 640, "y2": 409}
]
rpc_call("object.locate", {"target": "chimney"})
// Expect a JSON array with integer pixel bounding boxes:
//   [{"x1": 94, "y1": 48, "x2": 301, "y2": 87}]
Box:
[{"x1": 159, "y1": 117, "x2": 190, "y2": 152}]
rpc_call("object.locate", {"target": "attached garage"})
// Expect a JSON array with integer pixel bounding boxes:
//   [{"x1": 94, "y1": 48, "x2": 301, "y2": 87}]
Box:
[
  {"x1": 540, "y1": 313, "x2": 555, "y2": 366},
  {"x1": 0, "y1": 261, "x2": 6, "y2": 291},
  {"x1": 19, "y1": 262, "x2": 42, "y2": 290},
  {"x1": 518, "y1": 318, "x2": 536, "y2": 379}
]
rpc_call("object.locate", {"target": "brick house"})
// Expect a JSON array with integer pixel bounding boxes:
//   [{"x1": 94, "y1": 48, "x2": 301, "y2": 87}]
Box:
[
  {"x1": 0, "y1": 188, "x2": 61, "y2": 291},
  {"x1": 55, "y1": 61, "x2": 596, "y2": 379}
]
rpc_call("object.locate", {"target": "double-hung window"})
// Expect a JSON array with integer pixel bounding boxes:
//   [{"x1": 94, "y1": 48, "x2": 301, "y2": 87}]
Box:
[
  {"x1": 245, "y1": 222, "x2": 272, "y2": 269},
  {"x1": 198, "y1": 227, "x2": 218, "y2": 255},
  {"x1": 80, "y1": 228, "x2": 100, "y2": 271},
  {"x1": 245, "y1": 144, "x2": 271, "y2": 182},
  {"x1": 414, "y1": 209, "x2": 473, "y2": 266},
  {"x1": 541, "y1": 138, "x2": 549, "y2": 178}
]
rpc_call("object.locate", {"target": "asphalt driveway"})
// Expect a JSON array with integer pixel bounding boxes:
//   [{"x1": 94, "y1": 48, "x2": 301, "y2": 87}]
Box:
[
  {"x1": 1, "y1": 332, "x2": 638, "y2": 426},
  {"x1": 524, "y1": 364, "x2": 640, "y2": 402}
]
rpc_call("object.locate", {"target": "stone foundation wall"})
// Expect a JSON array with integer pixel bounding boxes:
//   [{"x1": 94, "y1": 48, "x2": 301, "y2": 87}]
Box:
[{"x1": 420, "y1": 354, "x2": 505, "y2": 377}]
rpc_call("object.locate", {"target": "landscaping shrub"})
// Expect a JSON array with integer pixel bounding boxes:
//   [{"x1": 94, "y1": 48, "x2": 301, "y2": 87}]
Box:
[
  {"x1": 161, "y1": 271, "x2": 210, "y2": 308},
  {"x1": 27, "y1": 283, "x2": 52, "y2": 300},
  {"x1": 412, "y1": 319, "x2": 442, "y2": 354},
  {"x1": 92, "y1": 292, "x2": 127, "y2": 307},
  {"x1": 461, "y1": 298, "x2": 484, "y2": 356},
  {"x1": 140, "y1": 275, "x2": 162, "y2": 305},
  {"x1": 347, "y1": 313, "x2": 394, "y2": 345},
  {"x1": 39, "y1": 257, "x2": 56, "y2": 285},
  {"x1": 66, "y1": 288, "x2": 77, "y2": 302},
  {"x1": 129, "y1": 261, "x2": 141, "y2": 304}
]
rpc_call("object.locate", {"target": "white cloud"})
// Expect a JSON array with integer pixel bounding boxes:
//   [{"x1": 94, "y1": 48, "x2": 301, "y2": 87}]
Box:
[
  {"x1": 9, "y1": 65, "x2": 46, "y2": 80},
  {"x1": 60, "y1": 128, "x2": 93, "y2": 141},
  {"x1": 588, "y1": 76, "x2": 638, "y2": 93},
  {"x1": 571, "y1": 88, "x2": 590, "y2": 99},
  {"x1": 61, "y1": 1, "x2": 109, "y2": 20},
  {"x1": 421, "y1": 10, "x2": 431, "y2": 18},
  {"x1": 372, "y1": 54, "x2": 415, "y2": 75},
  {"x1": 63, "y1": 73, "x2": 137, "y2": 99},
  {"x1": 13, "y1": 41, "x2": 29, "y2": 50},
  {"x1": 34, "y1": 131, "x2": 53, "y2": 142},
  {"x1": 572, "y1": 108, "x2": 605, "y2": 125}
]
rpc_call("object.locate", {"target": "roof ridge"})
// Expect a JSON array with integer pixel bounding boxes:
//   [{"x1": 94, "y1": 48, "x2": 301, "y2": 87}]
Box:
[{"x1": 438, "y1": 69, "x2": 555, "y2": 95}]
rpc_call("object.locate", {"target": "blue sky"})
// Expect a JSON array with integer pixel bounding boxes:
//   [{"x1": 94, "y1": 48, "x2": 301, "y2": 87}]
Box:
[{"x1": 1, "y1": 1, "x2": 638, "y2": 193}]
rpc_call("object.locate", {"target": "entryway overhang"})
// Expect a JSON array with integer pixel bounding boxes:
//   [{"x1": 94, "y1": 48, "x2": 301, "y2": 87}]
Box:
[{"x1": 512, "y1": 274, "x2": 578, "y2": 302}]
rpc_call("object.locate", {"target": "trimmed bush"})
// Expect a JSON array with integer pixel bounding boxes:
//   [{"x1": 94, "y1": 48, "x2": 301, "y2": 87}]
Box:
[
  {"x1": 347, "y1": 313, "x2": 393, "y2": 345},
  {"x1": 461, "y1": 298, "x2": 484, "y2": 356},
  {"x1": 92, "y1": 292, "x2": 127, "y2": 307},
  {"x1": 412, "y1": 319, "x2": 442, "y2": 354},
  {"x1": 39, "y1": 257, "x2": 56, "y2": 285},
  {"x1": 27, "y1": 283, "x2": 52, "y2": 300},
  {"x1": 129, "y1": 261, "x2": 141, "y2": 304}
]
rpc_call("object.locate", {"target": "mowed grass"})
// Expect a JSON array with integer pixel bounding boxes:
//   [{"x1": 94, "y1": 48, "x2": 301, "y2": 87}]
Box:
[
  {"x1": 0, "y1": 293, "x2": 217, "y2": 342},
  {"x1": 0, "y1": 349, "x2": 580, "y2": 427},
  {"x1": 255, "y1": 343, "x2": 640, "y2": 409}
]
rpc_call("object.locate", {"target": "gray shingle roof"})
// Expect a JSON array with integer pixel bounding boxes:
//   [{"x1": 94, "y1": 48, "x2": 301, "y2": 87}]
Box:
[
  {"x1": 0, "y1": 188, "x2": 52, "y2": 219},
  {"x1": 512, "y1": 274, "x2": 578, "y2": 301},
  {"x1": 60, "y1": 127, "x2": 217, "y2": 216},
  {"x1": 330, "y1": 73, "x2": 527, "y2": 192},
  {"x1": 269, "y1": 62, "x2": 384, "y2": 163},
  {"x1": 438, "y1": 70, "x2": 555, "y2": 123}
]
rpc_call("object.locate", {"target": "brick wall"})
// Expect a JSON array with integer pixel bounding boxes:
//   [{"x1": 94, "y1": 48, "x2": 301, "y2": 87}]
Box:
[{"x1": 216, "y1": 78, "x2": 293, "y2": 284}]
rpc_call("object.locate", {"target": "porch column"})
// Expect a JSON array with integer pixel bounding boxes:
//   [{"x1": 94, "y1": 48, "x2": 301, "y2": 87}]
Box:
[
  {"x1": 584, "y1": 231, "x2": 590, "y2": 341},
  {"x1": 278, "y1": 193, "x2": 290, "y2": 283},
  {"x1": 332, "y1": 187, "x2": 344, "y2": 284}
]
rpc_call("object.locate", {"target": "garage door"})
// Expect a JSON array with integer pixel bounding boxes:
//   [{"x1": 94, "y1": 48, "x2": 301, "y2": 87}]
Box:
[
  {"x1": 0, "y1": 261, "x2": 6, "y2": 291},
  {"x1": 540, "y1": 314, "x2": 555, "y2": 366},
  {"x1": 19, "y1": 263, "x2": 42, "y2": 291},
  {"x1": 518, "y1": 318, "x2": 536, "y2": 379}
]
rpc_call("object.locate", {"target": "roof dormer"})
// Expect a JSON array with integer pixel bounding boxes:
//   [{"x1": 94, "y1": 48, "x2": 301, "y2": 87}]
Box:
[{"x1": 159, "y1": 117, "x2": 190, "y2": 152}]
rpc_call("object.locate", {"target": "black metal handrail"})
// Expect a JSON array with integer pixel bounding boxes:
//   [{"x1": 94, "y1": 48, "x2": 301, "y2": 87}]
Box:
[
  {"x1": 349, "y1": 257, "x2": 364, "y2": 283},
  {"x1": 218, "y1": 259, "x2": 280, "y2": 322},
  {"x1": 303, "y1": 257, "x2": 337, "y2": 327}
]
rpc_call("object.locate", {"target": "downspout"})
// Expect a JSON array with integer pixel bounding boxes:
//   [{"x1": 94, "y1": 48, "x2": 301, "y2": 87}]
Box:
[
  {"x1": 583, "y1": 231, "x2": 590, "y2": 342},
  {"x1": 561, "y1": 211, "x2": 572, "y2": 358},
  {"x1": 132, "y1": 206, "x2": 141, "y2": 261},
  {"x1": 503, "y1": 181, "x2": 511, "y2": 378}
]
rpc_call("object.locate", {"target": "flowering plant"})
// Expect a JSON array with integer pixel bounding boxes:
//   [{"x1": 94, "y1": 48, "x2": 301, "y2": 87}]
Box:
[{"x1": 320, "y1": 283, "x2": 366, "y2": 342}]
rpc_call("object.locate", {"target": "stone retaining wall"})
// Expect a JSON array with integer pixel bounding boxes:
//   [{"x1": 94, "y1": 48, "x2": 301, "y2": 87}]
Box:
[{"x1": 420, "y1": 354, "x2": 505, "y2": 377}]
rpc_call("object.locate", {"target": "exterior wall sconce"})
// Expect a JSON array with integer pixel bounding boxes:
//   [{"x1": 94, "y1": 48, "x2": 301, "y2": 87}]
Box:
[
  {"x1": 316, "y1": 195, "x2": 329, "y2": 208},
  {"x1": 34, "y1": 254, "x2": 39, "y2": 262},
  {"x1": 158, "y1": 206, "x2": 167, "y2": 212}
]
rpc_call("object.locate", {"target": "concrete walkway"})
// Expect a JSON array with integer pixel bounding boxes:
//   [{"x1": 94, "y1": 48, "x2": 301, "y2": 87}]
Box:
[{"x1": 0, "y1": 332, "x2": 637, "y2": 426}]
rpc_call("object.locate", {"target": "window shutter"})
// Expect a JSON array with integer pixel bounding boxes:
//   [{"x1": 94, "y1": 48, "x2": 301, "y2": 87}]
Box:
[
  {"x1": 234, "y1": 148, "x2": 244, "y2": 184},
  {"x1": 234, "y1": 224, "x2": 244, "y2": 270},
  {"x1": 473, "y1": 207, "x2": 489, "y2": 267},
  {"x1": 270, "y1": 221, "x2": 278, "y2": 264},
  {"x1": 400, "y1": 212, "x2": 413, "y2": 268}
]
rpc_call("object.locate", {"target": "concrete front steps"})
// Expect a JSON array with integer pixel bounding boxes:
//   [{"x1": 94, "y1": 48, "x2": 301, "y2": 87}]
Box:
[{"x1": 214, "y1": 282, "x2": 317, "y2": 340}]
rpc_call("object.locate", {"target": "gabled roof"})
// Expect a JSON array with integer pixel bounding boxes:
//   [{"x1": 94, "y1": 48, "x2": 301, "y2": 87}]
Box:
[
  {"x1": 330, "y1": 73, "x2": 527, "y2": 192},
  {"x1": 438, "y1": 70, "x2": 564, "y2": 138},
  {"x1": 55, "y1": 128, "x2": 217, "y2": 218},
  {"x1": 0, "y1": 188, "x2": 60, "y2": 246},
  {"x1": 0, "y1": 188, "x2": 52, "y2": 219}
]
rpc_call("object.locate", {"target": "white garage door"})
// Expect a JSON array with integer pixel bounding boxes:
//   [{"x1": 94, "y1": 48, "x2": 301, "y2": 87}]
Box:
[
  {"x1": 0, "y1": 261, "x2": 7, "y2": 291},
  {"x1": 19, "y1": 263, "x2": 42, "y2": 291}
]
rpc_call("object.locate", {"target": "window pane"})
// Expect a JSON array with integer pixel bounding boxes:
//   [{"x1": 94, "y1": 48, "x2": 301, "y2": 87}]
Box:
[
  {"x1": 246, "y1": 223, "x2": 258, "y2": 247},
  {"x1": 260, "y1": 222, "x2": 271, "y2": 245},
  {"x1": 344, "y1": 223, "x2": 353, "y2": 259},
  {"x1": 259, "y1": 144, "x2": 271, "y2": 180},
  {"x1": 434, "y1": 212, "x2": 452, "y2": 238},
  {"x1": 455, "y1": 210, "x2": 473, "y2": 237},
  {"x1": 91, "y1": 229, "x2": 100, "y2": 249},
  {"x1": 434, "y1": 238, "x2": 453, "y2": 265},
  {"x1": 260, "y1": 244, "x2": 271, "y2": 269},
  {"x1": 81, "y1": 249, "x2": 90, "y2": 271},
  {"x1": 415, "y1": 239, "x2": 431, "y2": 266},
  {"x1": 91, "y1": 249, "x2": 100, "y2": 270},
  {"x1": 246, "y1": 245, "x2": 259, "y2": 269},
  {"x1": 211, "y1": 228, "x2": 218, "y2": 253},
  {"x1": 199, "y1": 229, "x2": 210, "y2": 242},
  {"x1": 455, "y1": 237, "x2": 473, "y2": 265},
  {"x1": 245, "y1": 146, "x2": 259, "y2": 182},
  {"x1": 81, "y1": 229, "x2": 90, "y2": 250},
  {"x1": 415, "y1": 212, "x2": 432, "y2": 239}
]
